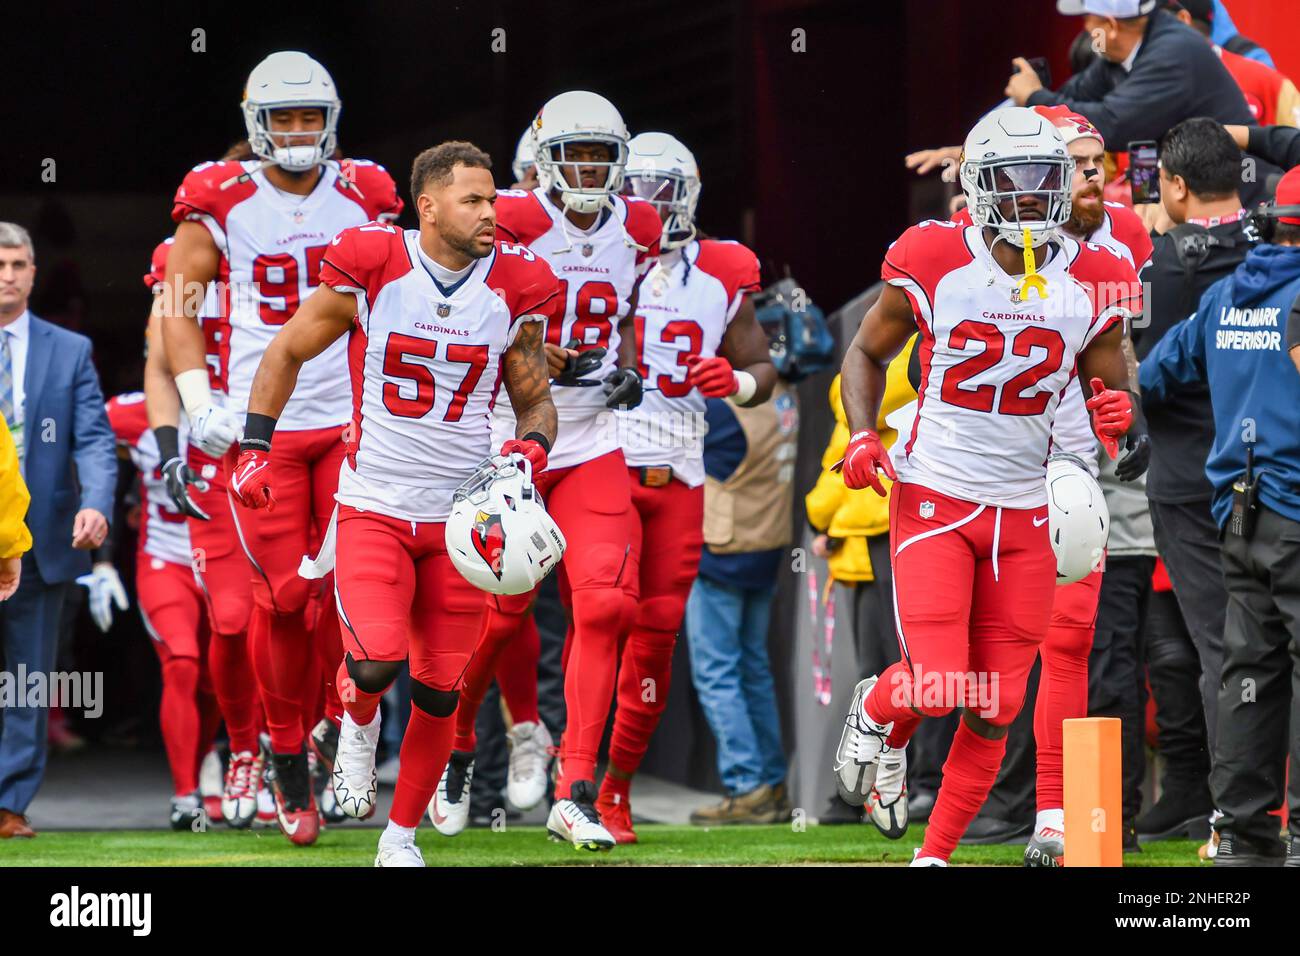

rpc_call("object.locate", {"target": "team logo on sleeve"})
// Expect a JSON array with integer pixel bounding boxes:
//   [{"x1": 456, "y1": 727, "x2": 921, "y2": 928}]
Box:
[
  {"x1": 472, "y1": 512, "x2": 506, "y2": 579},
  {"x1": 919, "y1": 501, "x2": 936, "y2": 519}
]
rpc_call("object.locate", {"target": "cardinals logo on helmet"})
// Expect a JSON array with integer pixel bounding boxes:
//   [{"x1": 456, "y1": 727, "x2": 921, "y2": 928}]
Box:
[{"x1": 471, "y1": 511, "x2": 506, "y2": 580}]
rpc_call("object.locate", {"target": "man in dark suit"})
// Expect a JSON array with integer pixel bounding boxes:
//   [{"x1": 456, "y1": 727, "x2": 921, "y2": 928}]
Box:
[
  {"x1": 1007, "y1": 0, "x2": 1253, "y2": 147},
  {"x1": 0, "y1": 222, "x2": 116, "y2": 838}
]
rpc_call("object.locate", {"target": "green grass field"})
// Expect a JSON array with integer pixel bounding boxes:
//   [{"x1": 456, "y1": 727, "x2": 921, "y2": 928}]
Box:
[{"x1": 0, "y1": 823, "x2": 1207, "y2": 867}]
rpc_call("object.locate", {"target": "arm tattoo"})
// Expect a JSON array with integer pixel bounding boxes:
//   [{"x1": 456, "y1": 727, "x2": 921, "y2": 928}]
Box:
[{"x1": 504, "y1": 319, "x2": 558, "y2": 445}]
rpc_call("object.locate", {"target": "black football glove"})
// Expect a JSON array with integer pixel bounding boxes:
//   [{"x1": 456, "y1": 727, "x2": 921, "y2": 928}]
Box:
[
  {"x1": 1115, "y1": 396, "x2": 1151, "y2": 482},
  {"x1": 161, "y1": 457, "x2": 212, "y2": 520},
  {"x1": 603, "y1": 367, "x2": 643, "y2": 410},
  {"x1": 552, "y1": 338, "x2": 607, "y2": 387}
]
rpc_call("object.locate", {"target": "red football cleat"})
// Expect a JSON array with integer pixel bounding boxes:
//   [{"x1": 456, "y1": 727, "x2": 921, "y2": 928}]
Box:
[
  {"x1": 595, "y1": 789, "x2": 638, "y2": 845},
  {"x1": 269, "y1": 751, "x2": 320, "y2": 847}
]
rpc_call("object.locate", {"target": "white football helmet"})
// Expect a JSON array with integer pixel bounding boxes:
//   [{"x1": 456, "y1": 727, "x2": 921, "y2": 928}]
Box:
[
  {"x1": 623, "y1": 132, "x2": 701, "y2": 251},
  {"x1": 242, "y1": 51, "x2": 341, "y2": 172},
  {"x1": 531, "y1": 91, "x2": 629, "y2": 215},
  {"x1": 445, "y1": 456, "x2": 566, "y2": 596},
  {"x1": 1045, "y1": 452, "x2": 1109, "y2": 586},
  {"x1": 512, "y1": 126, "x2": 536, "y2": 183},
  {"x1": 959, "y1": 107, "x2": 1074, "y2": 249}
]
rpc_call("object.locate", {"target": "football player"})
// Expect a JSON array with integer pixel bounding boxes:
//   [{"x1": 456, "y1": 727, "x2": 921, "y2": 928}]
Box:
[
  {"x1": 231, "y1": 141, "x2": 560, "y2": 866},
  {"x1": 433, "y1": 92, "x2": 661, "y2": 849},
  {"x1": 159, "y1": 51, "x2": 402, "y2": 844},
  {"x1": 595, "y1": 132, "x2": 776, "y2": 843},
  {"x1": 142, "y1": 237, "x2": 268, "y2": 827},
  {"x1": 105, "y1": 391, "x2": 221, "y2": 830},
  {"x1": 833, "y1": 107, "x2": 1149, "y2": 866},
  {"x1": 941, "y1": 106, "x2": 1153, "y2": 865}
]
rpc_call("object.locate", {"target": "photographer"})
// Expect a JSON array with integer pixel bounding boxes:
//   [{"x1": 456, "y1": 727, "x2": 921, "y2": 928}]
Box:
[
  {"x1": 1140, "y1": 166, "x2": 1300, "y2": 867},
  {"x1": 1131, "y1": 118, "x2": 1253, "y2": 843}
]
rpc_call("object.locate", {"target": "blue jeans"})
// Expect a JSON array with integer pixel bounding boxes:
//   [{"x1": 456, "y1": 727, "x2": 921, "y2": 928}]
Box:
[{"x1": 685, "y1": 575, "x2": 785, "y2": 794}]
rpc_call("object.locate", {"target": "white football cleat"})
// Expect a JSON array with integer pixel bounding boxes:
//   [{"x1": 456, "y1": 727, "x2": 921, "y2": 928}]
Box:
[
  {"x1": 867, "y1": 742, "x2": 908, "y2": 839},
  {"x1": 910, "y1": 848, "x2": 948, "y2": 867},
  {"x1": 221, "y1": 750, "x2": 261, "y2": 828},
  {"x1": 374, "y1": 835, "x2": 426, "y2": 867},
  {"x1": 833, "y1": 676, "x2": 893, "y2": 805},
  {"x1": 547, "y1": 781, "x2": 615, "y2": 851},
  {"x1": 506, "y1": 720, "x2": 553, "y2": 811},
  {"x1": 429, "y1": 751, "x2": 475, "y2": 836},
  {"x1": 332, "y1": 711, "x2": 381, "y2": 819}
]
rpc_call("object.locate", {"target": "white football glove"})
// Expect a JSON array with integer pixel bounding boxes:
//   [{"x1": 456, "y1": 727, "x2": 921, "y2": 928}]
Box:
[
  {"x1": 76, "y1": 562, "x2": 129, "y2": 633},
  {"x1": 189, "y1": 404, "x2": 243, "y2": 457}
]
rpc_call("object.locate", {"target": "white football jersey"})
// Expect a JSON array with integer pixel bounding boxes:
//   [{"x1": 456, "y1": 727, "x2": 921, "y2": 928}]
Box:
[
  {"x1": 106, "y1": 393, "x2": 192, "y2": 567},
  {"x1": 882, "y1": 220, "x2": 1141, "y2": 508},
  {"x1": 172, "y1": 159, "x2": 402, "y2": 429},
  {"x1": 490, "y1": 187, "x2": 662, "y2": 470},
  {"x1": 620, "y1": 239, "x2": 761, "y2": 487},
  {"x1": 319, "y1": 224, "x2": 561, "y2": 521}
]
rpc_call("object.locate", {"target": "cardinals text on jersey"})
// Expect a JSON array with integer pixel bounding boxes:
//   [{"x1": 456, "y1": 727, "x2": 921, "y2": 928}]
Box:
[
  {"x1": 106, "y1": 393, "x2": 193, "y2": 567},
  {"x1": 171, "y1": 159, "x2": 402, "y2": 429},
  {"x1": 490, "y1": 186, "x2": 662, "y2": 470},
  {"x1": 882, "y1": 220, "x2": 1141, "y2": 508},
  {"x1": 621, "y1": 239, "x2": 761, "y2": 486},
  {"x1": 319, "y1": 222, "x2": 561, "y2": 521}
]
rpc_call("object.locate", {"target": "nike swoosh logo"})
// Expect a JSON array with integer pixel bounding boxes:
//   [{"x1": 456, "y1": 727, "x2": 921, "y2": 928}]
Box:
[
  {"x1": 1033, "y1": 515, "x2": 1049, "y2": 527},
  {"x1": 431, "y1": 796, "x2": 448, "y2": 825},
  {"x1": 279, "y1": 811, "x2": 300, "y2": 835}
]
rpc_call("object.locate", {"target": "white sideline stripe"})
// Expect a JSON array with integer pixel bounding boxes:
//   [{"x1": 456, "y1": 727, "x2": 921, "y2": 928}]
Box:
[
  {"x1": 991, "y1": 506, "x2": 1003, "y2": 583},
  {"x1": 139, "y1": 605, "x2": 165, "y2": 646}
]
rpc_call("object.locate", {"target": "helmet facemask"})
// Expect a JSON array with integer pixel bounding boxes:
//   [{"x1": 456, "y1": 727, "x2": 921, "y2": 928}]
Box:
[
  {"x1": 622, "y1": 166, "x2": 700, "y2": 250},
  {"x1": 243, "y1": 101, "x2": 340, "y2": 172},
  {"x1": 535, "y1": 133, "x2": 628, "y2": 215},
  {"x1": 961, "y1": 154, "x2": 1074, "y2": 249}
]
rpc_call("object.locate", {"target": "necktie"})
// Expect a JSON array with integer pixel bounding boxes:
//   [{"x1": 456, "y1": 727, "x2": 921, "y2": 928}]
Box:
[{"x1": 0, "y1": 330, "x2": 20, "y2": 464}]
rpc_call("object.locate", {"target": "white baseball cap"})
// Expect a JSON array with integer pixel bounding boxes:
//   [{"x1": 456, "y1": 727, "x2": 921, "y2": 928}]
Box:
[{"x1": 1056, "y1": 0, "x2": 1157, "y2": 15}]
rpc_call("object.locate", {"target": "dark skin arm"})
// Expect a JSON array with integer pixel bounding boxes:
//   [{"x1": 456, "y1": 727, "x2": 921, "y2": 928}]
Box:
[
  {"x1": 1077, "y1": 321, "x2": 1136, "y2": 401},
  {"x1": 503, "y1": 319, "x2": 558, "y2": 447},
  {"x1": 616, "y1": 280, "x2": 643, "y2": 372},
  {"x1": 718, "y1": 297, "x2": 777, "y2": 406},
  {"x1": 247, "y1": 284, "x2": 356, "y2": 419},
  {"x1": 841, "y1": 283, "x2": 917, "y2": 434}
]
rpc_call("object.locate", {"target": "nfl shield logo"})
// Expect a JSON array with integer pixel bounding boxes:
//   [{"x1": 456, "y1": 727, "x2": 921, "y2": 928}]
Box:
[
  {"x1": 293, "y1": 210, "x2": 305, "y2": 225},
  {"x1": 437, "y1": 303, "x2": 451, "y2": 318},
  {"x1": 919, "y1": 500, "x2": 936, "y2": 519},
  {"x1": 580, "y1": 243, "x2": 594, "y2": 258}
]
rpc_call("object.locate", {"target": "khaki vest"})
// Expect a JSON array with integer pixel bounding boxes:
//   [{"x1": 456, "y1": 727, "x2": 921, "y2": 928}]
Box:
[{"x1": 703, "y1": 382, "x2": 799, "y2": 554}]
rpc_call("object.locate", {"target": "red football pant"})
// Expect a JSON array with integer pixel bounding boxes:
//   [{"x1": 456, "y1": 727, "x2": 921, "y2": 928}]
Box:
[
  {"x1": 333, "y1": 506, "x2": 484, "y2": 827},
  {"x1": 227, "y1": 426, "x2": 345, "y2": 754},
  {"x1": 863, "y1": 482, "x2": 1057, "y2": 862},
  {"x1": 453, "y1": 450, "x2": 638, "y2": 797},
  {"x1": 606, "y1": 473, "x2": 703, "y2": 784},
  {"x1": 187, "y1": 447, "x2": 260, "y2": 755},
  {"x1": 452, "y1": 610, "x2": 541, "y2": 753},
  {"x1": 137, "y1": 553, "x2": 220, "y2": 797},
  {"x1": 1034, "y1": 569, "x2": 1103, "y2": 813}
]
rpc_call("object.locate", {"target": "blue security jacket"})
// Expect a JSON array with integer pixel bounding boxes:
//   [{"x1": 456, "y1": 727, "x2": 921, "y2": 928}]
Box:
[{"x1": 1140, "y1": 244, "x2": 1300, "y2": 528}]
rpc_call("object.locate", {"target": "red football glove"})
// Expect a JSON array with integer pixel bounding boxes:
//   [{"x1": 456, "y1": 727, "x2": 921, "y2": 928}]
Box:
[
  {"x1": 834, "y1": 430, "x2": 897, "y2": 496},
  {"x1": 501, "y1": 438, "x2": 548, "y2": 473},
  {"x1": 685, "y1": 354, "x2": 739, "y2": 398},
  {"x1": 230, "y1": 449, "x2": 276, "y2": 511},
  {"x1": 1085, "y1": 377, "x2": 1134, "y2": 459}
]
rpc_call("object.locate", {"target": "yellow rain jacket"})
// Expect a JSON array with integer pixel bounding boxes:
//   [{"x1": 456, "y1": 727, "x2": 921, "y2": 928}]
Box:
[
  {"x1": 804, "y1": 334, "x2": 918, "y2": 582},
  {"x1": 0, "y1": 417, "x2": 32, "y2": 560}
]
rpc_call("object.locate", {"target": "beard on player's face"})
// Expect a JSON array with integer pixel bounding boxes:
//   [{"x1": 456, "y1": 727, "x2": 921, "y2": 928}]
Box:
[
  {"x1": 439, "y1": 216, "x2": 495, "y2": 260},
  {"x1": 1067, "y1": 182, "x2": 1105, "y2": 235}
]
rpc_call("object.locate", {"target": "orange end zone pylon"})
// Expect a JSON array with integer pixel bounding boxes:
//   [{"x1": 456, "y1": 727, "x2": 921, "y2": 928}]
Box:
[{"x1": 1063, "y1": 717, "x2": 1123, "y2": 867}]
